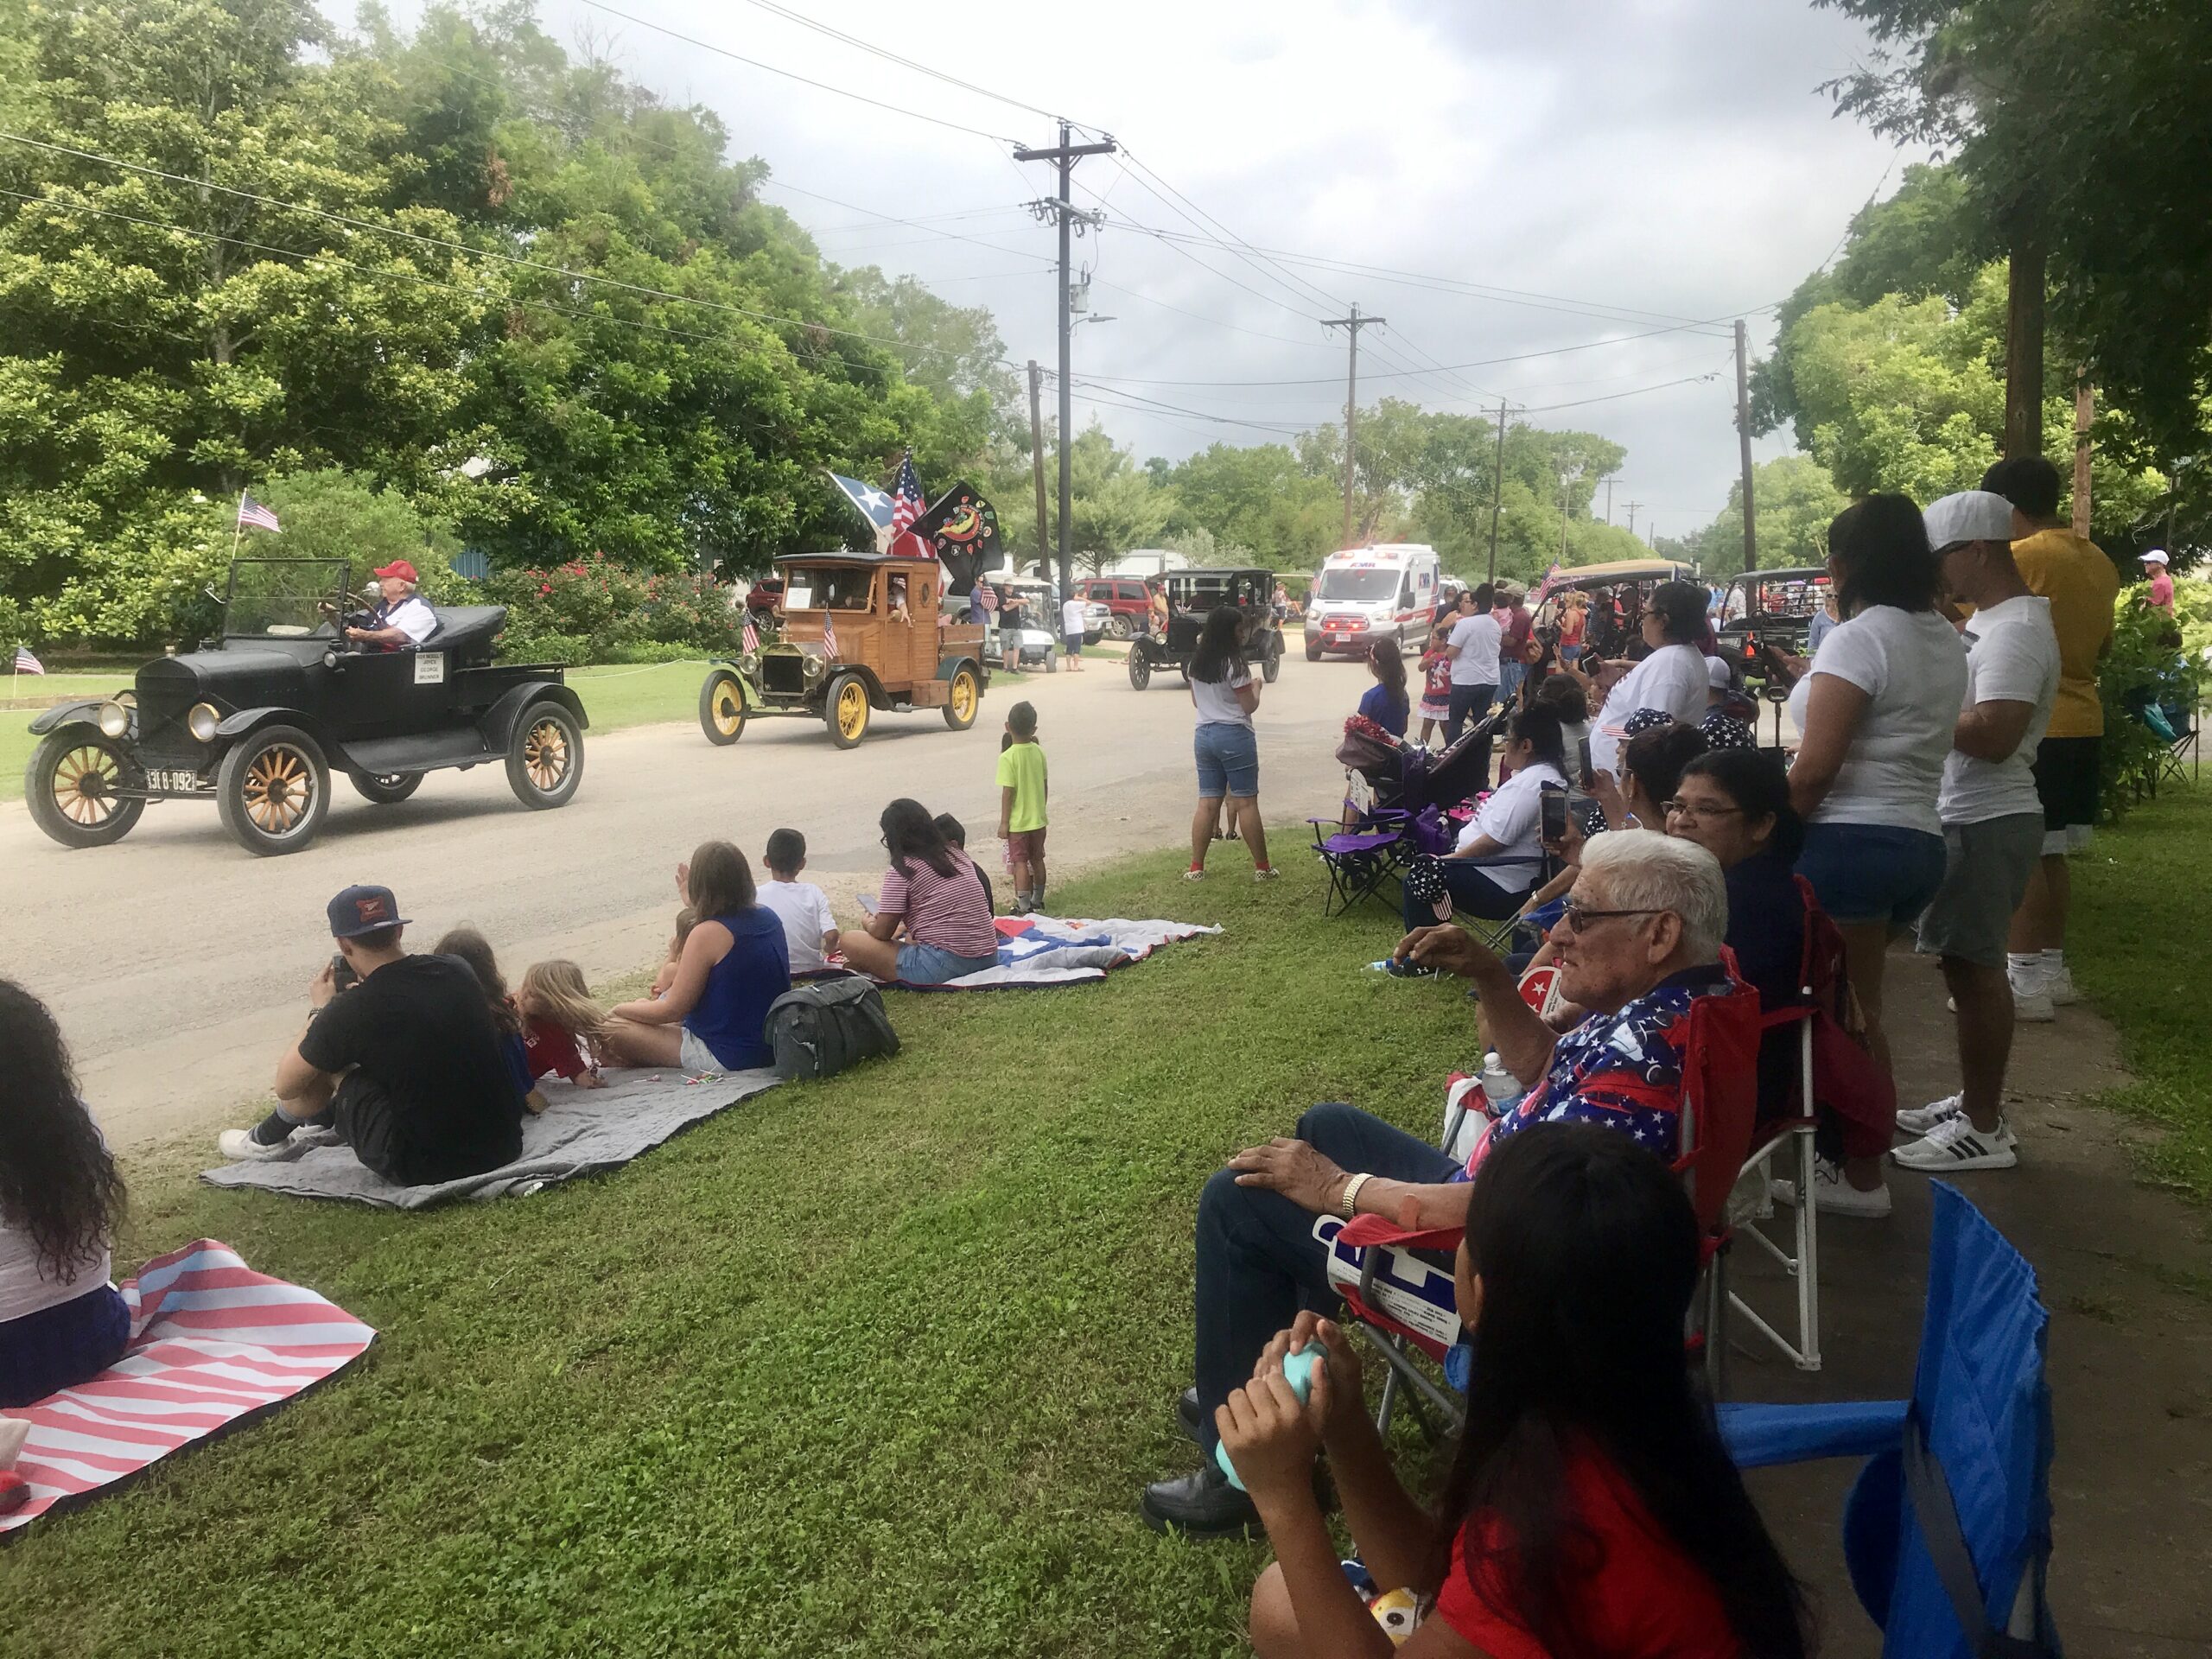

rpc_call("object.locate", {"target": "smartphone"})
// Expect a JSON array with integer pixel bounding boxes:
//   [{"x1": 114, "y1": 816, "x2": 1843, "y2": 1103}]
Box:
[
  {"x1": 328, "y1": 953, "x2": 359, "y2": 995},
  {"x1": 1575, "y1": 735, "x2": 1594, "y2": 790},
  {"x1": 1540, "y1": 782, "x2": 1568, "y2": 844}
]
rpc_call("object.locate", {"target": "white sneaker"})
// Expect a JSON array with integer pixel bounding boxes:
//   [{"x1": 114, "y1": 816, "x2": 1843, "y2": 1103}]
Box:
[
  {"x1": 1892, "y1": 1113, "x2": 2018, "y2": 1172},
  {"x1": 2044, "y1": 963, "x2": 2081, "y2": 1006},
  {"x1": 218, "y1": 1126, "x2": 308, "y2": 1163},
  {"x1": 1772, "y1": 1156, "x2": 1892, "y2": 1217},
  {"x1": 1183, "y1": 866, "x2": 1205, "y2": 881},
  {"x1": 2012, "y1": 986, "x2": 2056, "y2": 1022},
  {"x1": 1897, "y1": 1094, "x2": 1965, "y2": 1137},
  {"x1": 1253, "y1": 865, "x2": 1281, "y2": 882}
]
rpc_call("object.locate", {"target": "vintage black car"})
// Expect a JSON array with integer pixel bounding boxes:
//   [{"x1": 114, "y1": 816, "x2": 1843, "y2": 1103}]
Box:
[
  {"x1": 1126, "y1": 567, "x2": 1285, "y2": 690},
  {"x1": 24, "y1": 558, "x2": 587, "y2": 856}
]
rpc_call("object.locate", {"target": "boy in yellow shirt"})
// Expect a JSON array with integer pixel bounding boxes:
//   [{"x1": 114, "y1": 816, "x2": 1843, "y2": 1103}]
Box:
[{"x1": 995, "y1": 700, "x2": 1049, "y2": 914}]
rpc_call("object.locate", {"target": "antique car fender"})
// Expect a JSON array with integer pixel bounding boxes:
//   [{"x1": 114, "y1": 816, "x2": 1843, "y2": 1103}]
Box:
[
  {"x1": 815, "y1": 663, "x2": 887, "y2": 709},
  {"x1": 213, "y1": 706, "x2": 329, "y2": 747},
  {"x1": 28, "y1": 700, "x2": 109, "y2": 736},
  {"x1": 934, "y1": 651, "x2": 987, "y2": 685},
  {"x1": 480, "y1": 681, "x2": 591, "y2": 751}
]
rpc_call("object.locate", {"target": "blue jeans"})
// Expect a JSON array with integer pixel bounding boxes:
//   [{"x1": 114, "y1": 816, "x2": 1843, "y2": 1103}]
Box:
[
  {"x1": 1497, "y1": 659, "x2": 1525, "y2": 708},
  {"x1": 1194, "y1": 721, "x2": 1260, "y2": 798},
  {"x1": 1796, "y1": 821, "x2": 1949, "y2": 927},
  {"x1": 0, "y1": 1282, "x2": 130, "y2": 1408},
  {"x1": 1191, "y1": 1103, "x2": 1459, "y2": 1449},
  {"x1": 1446, "y1": 683, "x2": 1494, "y2": 744},
  {"x1": 897, "y1": 942, "x2": 1000, "y2": 983}
]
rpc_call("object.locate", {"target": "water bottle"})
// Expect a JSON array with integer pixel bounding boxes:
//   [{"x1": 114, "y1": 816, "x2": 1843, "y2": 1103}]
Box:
[{"x1": 1479, "y1": 1051, "x2": 1522, "y2": 1116}]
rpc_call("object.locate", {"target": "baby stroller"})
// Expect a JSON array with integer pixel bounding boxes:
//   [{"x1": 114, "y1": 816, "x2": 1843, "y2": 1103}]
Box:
[{"x1": 1333, "y1": 715, "x2": 1501, "y2": 858}]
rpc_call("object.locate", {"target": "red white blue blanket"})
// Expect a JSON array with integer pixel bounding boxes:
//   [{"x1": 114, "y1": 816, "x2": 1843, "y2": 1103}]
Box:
[{"x1": 899, "y1": 915, "x2": 1221, "y2": 989}]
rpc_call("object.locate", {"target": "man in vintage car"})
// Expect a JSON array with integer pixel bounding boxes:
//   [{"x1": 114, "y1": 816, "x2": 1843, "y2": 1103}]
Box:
[{"x1": 344, "y1": 559, "x2": 439, "y2": 651}]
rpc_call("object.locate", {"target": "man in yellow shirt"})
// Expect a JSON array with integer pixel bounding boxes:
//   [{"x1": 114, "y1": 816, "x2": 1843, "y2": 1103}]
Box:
[{"x1": 1980, "y1": 456, "x2": 2120, "y2": 1018}]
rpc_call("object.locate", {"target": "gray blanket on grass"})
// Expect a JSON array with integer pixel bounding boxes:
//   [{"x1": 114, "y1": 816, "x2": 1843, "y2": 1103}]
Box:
[{"x1": 199, "y1": 1065, "x2": 782, "y2": 1209}]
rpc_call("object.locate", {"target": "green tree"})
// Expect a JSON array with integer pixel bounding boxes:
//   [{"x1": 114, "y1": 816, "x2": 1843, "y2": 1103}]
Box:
[
  {"x1": 1155, "y1": 442, "x2": 1338, "y2": 569},
  {"x1": 1689, "y1": 455, "x2": 1849, "y2": 571}
]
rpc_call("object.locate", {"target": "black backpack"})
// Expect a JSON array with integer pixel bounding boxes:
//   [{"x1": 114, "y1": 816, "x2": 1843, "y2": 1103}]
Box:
[{"x1": 765, "y1": 976, "x2": 900, "y2": 1081}]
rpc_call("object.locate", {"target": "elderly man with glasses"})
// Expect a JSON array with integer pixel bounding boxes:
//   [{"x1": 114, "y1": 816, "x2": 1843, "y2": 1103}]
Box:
[{"x1": 1143, "y1": 828, "x2": 1733, "y2": 1534}]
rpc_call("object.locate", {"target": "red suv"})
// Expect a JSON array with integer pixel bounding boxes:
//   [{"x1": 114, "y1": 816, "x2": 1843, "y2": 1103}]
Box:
[{"x1": 1076, "y1": 576, "x2": 1156, "y2": 639}]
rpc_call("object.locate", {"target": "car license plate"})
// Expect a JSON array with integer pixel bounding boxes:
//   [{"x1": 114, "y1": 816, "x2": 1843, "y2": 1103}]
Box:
[{"x1": 146, "y1": 768, "x2": 203, "y2": 791}]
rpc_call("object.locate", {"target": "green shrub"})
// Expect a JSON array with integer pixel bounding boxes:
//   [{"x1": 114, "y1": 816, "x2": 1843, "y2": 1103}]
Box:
[
  {"x1": 2098, "y1": 594, "x2": 2201, "y2": 818},
  {"x1": 476, "y1": 554, "x2": 743, "y2": 664}
]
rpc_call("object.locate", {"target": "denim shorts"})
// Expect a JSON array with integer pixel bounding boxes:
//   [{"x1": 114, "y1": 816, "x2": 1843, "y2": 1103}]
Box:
[
  {"x1": 1064, "y1": 632, "x2": 1085, "y2": 656},
  {"x1": 1796, "y1": 821, "x2": 1949, "y2": 928},
  {"x1": 897, "y1": 942, "x2": 999, "y2": 984},
  {"x1": 1195, "y1": 721, "x2": 1260, "y2": 798}
]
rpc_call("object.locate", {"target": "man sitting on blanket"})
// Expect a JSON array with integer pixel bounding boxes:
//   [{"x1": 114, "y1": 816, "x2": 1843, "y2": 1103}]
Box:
[
  {"x1": 1141, "y1": 830, "x2": 1732, "y2": 1535},
  {"x1": 216, "y1": 884, "x2": 524, "y2": 1185}
]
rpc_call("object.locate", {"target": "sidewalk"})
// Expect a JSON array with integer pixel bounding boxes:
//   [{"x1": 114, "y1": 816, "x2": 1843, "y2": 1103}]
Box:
[{"x1": 1733, "y1": 947, "x2": 2212, "y2": 1656}]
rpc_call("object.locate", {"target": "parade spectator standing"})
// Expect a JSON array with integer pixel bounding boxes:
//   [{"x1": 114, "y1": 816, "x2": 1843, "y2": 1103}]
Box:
[
  {"x1": 1185, "y1": 607, "x2": 1277, "y2": 881},
  {"x1": 0, "y1": 981, "x2": 129, "y2": 1408},
  {"x1": 1059, "y1": 590, "x2": 1088, "y2": 671},
  {"x1": 758, "y1": 829, "x2": 840, "y2": 973},
  {"x1": 2141, "y1": 549, "x2": 2175, "y2": 613},
  {"x1": 1893, "y1": 493, "x2": 2061, "y2": 1177},
  {"x1": 1806, "y1": 584, "x2": 1840, "y2": 653},
  {"x1": 1495, "y1": 586, "x2": 1535, "y2": 709},
  {"x1": 219, "y1": 885, "x2": 525, "y2": 1182},
  {"x1": 1982, "y1": 455, "x2": 2119, "y2": 1017},
  {"x1": 1784, "y1": 495, "x2": 1968, "y2": 1103},
  {"x1": 1556, "y1": 594, "x2": 1588, "y2": 665},
  {"x1": 1413, "y1": 622, "x2": 1452, "y2": 747},
  {"x1": 1444, "y1": 585, "x2": 1502, "y2": 744},
  {"x1": 996, "y1": 700, "x2": 1051, "y2": 912},
  {"x1": 1587, "y1": 581, "x2": 1710, "y2": 777}
]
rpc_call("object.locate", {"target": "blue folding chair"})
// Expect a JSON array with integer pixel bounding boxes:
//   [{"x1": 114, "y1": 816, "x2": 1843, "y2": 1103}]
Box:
[{"x1": 1719, "y1": 1183, "x2": 2059, "y2": 1658}]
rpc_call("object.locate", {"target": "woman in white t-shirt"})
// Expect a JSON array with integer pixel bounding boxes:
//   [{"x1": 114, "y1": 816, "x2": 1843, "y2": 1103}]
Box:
[
  {"x1": 1186, "y1": 607, "x2": 1277, "y2": 881},
  {"x1": 1401, "y1": 706, "x2": 1570, "y2": 933},
  {"x1": 0, "y1": 982, "x2": 130, "y2": 1409},
  {"x1": 1586, "y1": 581, "x2": 1712, "y2": 777},
  {"x1": 1781, "y1": 494, "x2": 1969, "y2": 1090}
]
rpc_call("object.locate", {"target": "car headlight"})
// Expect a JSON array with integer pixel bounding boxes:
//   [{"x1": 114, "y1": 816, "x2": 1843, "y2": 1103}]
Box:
[
  {"x1": 188, "y1": 702, "x2": 220, "y2": 742},
  {"x1": 97, "y1": 701, "x2": 130, "y2": 739},
  {"x1": 802, "y1": 653, "x2": 826, "y2": 679},
  {"x1": 738, "y1": 652, "x2": 760, "y2": 677}
]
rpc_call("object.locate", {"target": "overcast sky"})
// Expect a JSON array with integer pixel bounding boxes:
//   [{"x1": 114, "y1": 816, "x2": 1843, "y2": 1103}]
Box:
[{"x1": 360, "y1": 0, "x2": 1917, "y2": 542}]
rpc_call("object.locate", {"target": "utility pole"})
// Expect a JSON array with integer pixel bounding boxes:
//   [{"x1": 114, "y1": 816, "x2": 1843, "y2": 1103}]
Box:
[
  {"x1": 1027, "y1": 359, "x2": 1050, "y2": 576},
  {"x1": 2003, "y1": 230, "x2": 2047, "y2": 461},
  {"x1": 1323, "y1": 304, "x2": 1386, "y2": 549},
  {"x1": 1603, "y1": 477, "x2": 1615, "y2": 525},
  {"x1": 1733, "y1": 318, "x2": 1758, "y2": 573},
  {"x1": 1625, "y1": 501, "x2": 1644, "y2": 541},
  {"x1": 1015, "y1": 122, "x2": 1117, "y2": 601},
  {"x1": 1485, "y1": 400, "x2": 1510, "y2": 582},
  {"x1": 2071, "y1": 371, "x2": 2094, "y2": 537},
  {"x1": 1559, "y1": 477, "x2": 1573, "y2": 563}
]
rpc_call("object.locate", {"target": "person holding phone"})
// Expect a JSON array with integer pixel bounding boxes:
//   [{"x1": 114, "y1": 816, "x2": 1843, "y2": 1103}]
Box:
[{"x1": 1399, "y1": 706, "x2": 1570, "y2": 935}]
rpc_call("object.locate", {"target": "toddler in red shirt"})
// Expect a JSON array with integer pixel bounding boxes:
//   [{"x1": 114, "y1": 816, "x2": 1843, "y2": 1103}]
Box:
[{"x1": 516, "y1": 960, "x2": 607, "y2": 1093}]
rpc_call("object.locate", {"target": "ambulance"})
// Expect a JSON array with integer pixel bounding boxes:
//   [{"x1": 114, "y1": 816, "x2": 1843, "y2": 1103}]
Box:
[{"x1": 1304, "y1": 543, "x2": 1444, "y2": 660}]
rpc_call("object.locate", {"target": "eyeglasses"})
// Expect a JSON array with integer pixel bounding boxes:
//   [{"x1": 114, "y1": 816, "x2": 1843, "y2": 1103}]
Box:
[
  {"x1": 1558, "y1": 903, "x2": 1667, "y2": 932},
  {"x1": 1662, "y1": 798, "x2": 1745, "y2": 823}
]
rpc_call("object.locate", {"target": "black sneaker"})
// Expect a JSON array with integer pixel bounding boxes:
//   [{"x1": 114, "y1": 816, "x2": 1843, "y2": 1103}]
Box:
[{"x1": 1141, "y1": 1461, "x2": 1259, "y2": 1536}]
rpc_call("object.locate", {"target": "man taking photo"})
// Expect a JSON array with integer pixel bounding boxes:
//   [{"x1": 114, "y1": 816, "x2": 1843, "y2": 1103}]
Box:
[{"x1": 217, "y1": 884, "x2": 524, "y2": 1185}]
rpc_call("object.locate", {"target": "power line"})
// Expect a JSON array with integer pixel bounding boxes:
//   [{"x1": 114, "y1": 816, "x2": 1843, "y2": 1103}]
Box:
[{"x1": 724, "y1": 0, "x2": 1075, "y2": 128}]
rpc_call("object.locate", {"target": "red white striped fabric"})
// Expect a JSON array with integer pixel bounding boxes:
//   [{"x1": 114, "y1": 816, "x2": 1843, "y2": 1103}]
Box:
[{"x1": 1, "y1": 1239, "x2": 374, "y2": 1533}]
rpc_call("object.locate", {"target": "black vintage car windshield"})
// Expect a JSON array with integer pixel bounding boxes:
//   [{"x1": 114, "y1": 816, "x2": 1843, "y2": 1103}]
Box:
[{"x1": 226, "y1": 559, "x2": 347, "y2": 638}]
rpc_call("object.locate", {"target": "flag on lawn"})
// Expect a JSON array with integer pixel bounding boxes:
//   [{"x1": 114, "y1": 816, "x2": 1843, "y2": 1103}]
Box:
[
  {"x1": 741, "y1": 613, "x2": 760, "y2": 654},
  {"x1": 826, "y1": 471, "x2": 897, "y2": 552},
  {"x1": 889, "y1": 450, "x2": 931, "y2": 559},
  {"x1": 237, "y1": 493, "x2": 282, "y2": 533},
  {"x1": 822, "y1": 613, "x2": 838, "y2": 659},
  {"x1": 11, "y1": 644, "x2": 43, "y2": 676}
]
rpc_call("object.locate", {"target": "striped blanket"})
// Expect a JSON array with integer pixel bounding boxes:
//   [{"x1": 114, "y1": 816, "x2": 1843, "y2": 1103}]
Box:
[
  {"x1": 1, "y1": 1240, "x2": 374, "y2": 1533},
  {"x1": 899, "y1": 915, "x2": 1222, "y2": 990}
]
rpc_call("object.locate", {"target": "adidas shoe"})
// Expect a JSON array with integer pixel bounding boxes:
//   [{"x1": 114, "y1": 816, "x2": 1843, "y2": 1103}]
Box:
[
  {"x1": 1896, "y1": 1094, "x2": 1966, "y2": 1137},
  {"x1": 1892, "y1": 1113, "x2": 2018, "y2": 1173},
  {"x1": 1772, "y1": 1155, "x2": 1892, "y2": 1218}
]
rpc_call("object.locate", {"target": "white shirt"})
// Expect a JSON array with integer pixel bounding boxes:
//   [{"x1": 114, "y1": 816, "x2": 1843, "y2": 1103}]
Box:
[
  {"x1": 380, "y1": 593, "x2": 438, "y2": 645},
  {"x1": 1939, "y1": 595, "x2": 2060, "y2": 825},
  {"x1": 1447, "y1": 613, "x2": 1502, "y2": 684},
  {"x1": 1590, "y1": 643, "x2": 1707, "y2": 775},
  {"x1": 755, "y1": 879, "x2": 838, "y2": 972},
  {"x1": 2, "y1": 1110, "x2": 112, "y2": 1323},
  {"x1": 1456, "y1": 760, "x2": 1567, "y2": 892},
  {"x1": 1787, "y1": 606, "x2": 1969, "y2": 836},
  {"x1": 1191, "y1": 664, "x2": 1255, "y2": 728},
  {"x1": 1060, "y1": 598, "x2": 1088, "y2": 637}
]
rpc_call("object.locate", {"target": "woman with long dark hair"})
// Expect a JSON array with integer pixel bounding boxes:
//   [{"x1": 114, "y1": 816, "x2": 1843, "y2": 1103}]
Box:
[
  {"x1": 1224, "y1": 1124, "x2": 1808, "y2": 1658},
  {"x1": 838, "y1": 799, "x2": 1000, "y2": 983},
  {"x1": 1187, "y1": 606, "x2": 1277, "y2": 880},
  {"x1": 1399, "y1": 707, "x2": 1570, "y2": 937},
  {"x1": 1, "y1": 981, "x2": 130, "y2": 1408},
  {"x1": 1357, "y1": 638, "x2": 1409, "y2": 739},
  {"x1": 604, "y1": 840, "x2": 791, "y2": 1070}
]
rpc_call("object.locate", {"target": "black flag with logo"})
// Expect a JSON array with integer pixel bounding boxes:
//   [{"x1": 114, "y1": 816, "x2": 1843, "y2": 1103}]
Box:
[{"x1": 910, "y1": 481, "x2": 1001, "y2": 595}]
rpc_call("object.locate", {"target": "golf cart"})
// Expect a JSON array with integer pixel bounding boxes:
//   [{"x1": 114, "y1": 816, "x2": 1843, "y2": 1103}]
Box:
[
  {"x1": 1717, "y1": 566, "x2": 1829, "y2": 655},
  {"x1": 1127, "y1": 567, "x2": 1285, "y2": 690},
  {"x1": 696, "y1": 553, "x2": 988, "y2": 749},
  {"x1": 23, "y1": 558, "x2": 586, "y2": 856}
]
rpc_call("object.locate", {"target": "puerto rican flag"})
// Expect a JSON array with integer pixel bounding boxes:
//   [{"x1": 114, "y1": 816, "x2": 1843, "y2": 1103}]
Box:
[{"x1": 889, "y1": 451, "x2": 931, "y2": 559}]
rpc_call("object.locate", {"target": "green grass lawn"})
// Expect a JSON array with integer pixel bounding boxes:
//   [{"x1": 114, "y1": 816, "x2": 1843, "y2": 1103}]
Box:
[
  {"x1": 9, "y1": 844, "x2": 1471, "y2": 1657},
  {"x1": 2070, "y1": 778, "x2": 2212, "y2": 1202}
]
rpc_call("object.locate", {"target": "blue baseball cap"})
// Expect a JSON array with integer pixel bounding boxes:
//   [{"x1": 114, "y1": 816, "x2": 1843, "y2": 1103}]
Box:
[{"x1": 327, "y1": 884, "x2": 410, "y2": 939}]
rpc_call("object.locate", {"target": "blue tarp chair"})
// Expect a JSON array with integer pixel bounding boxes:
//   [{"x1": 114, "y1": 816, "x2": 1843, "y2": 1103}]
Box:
[{"x1": 1719, "y1": 1183, "x2": 2060, "y2": 1657}]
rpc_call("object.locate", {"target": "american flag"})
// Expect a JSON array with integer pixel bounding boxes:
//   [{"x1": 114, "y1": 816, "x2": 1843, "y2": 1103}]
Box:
[
  {"x1": 237, "y1": 493, "x2": 282, "y2": 533},
  {"x1": 12, "y1": 644, "x2": 43, "y2": 676},
  {"x1": 741, "y1": 613, "x2": 760, "y2": 653},
  {"x1": 889, "y1": 451, "x2": 931, "y2": 559},
  {"x1": 822, "y1": 613, "x2": 838, "y2": 659}
]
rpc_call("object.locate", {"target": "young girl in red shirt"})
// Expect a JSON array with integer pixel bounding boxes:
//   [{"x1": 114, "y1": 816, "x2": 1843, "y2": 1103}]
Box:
[{"x1": 1222, "y1": 1124, "x2": 1808, "y2": 1659}]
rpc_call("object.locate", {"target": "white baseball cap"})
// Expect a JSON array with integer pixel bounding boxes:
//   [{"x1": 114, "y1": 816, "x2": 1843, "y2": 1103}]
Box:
[
  {"x1": 1706, "y1": 655, "x2": 1732, "y2": 690},
  {"x1": 1923, "y1": 491, "x2": 2018, "y2": 551},
  {"x1": 2141, "y1": 549, "x2": 2170, "y2": 565}
]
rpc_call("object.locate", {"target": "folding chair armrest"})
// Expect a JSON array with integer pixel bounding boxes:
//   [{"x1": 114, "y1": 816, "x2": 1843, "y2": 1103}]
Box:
[
  {"x1": 1339, "y1": 1215, "x2": 1465, "y2": 1252},
  {"x1": 1718, "y1": 1399, "x2": 1907, "y2": 1470}
]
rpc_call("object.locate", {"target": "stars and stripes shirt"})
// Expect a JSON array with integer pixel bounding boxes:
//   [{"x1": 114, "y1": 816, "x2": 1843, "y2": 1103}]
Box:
[{"x1": 1467, "y1": 966, "x2": 1732, "y2": 1174}]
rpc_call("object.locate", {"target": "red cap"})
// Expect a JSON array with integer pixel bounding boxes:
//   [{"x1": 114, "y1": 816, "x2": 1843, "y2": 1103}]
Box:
[{"x1": 372, "y1": 560, "x2": 418, "y2": 583}]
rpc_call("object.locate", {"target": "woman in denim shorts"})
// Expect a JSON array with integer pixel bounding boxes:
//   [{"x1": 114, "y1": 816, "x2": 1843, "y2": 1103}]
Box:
[{"x1": 1185, "y1": 607, "x2": 1278, "y2": 882}]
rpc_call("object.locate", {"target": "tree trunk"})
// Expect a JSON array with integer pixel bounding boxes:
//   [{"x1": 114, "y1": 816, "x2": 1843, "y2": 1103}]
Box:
[
  {"x1": 2071, "y1": 371, "x2": 2094, "y2": 537},
  {"x1": 2004, "y1": 231, "x2": 2046, "y2": 461}
]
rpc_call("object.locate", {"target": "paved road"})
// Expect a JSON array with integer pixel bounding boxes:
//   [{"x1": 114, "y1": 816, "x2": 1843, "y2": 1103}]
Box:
[{"x1": 2, "y1": 654, "x2": 1365, "y2": 1149}]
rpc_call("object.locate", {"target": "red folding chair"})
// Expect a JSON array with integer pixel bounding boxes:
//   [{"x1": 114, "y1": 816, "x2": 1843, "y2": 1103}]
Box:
[{"x1": 1330, "y1": 980, "x2": 1765, "y2": 1433}]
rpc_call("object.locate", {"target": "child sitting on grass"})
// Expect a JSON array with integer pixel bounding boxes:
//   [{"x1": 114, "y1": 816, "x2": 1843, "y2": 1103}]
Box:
[
  {"x1": 650, "y1": 907, "x2": 697, "y2": 999},
  {"x1": 435, "y1": 927, "x2": 546, "y2": 1115},
  {"x1": 756, "y1": 828, "x2": 840, "y2": 974},
  {"x1": 516, "y1": 960, "x2": 609, "y2": 1092},
  {"x1": 995, "y1": 699, "x2": 1048, "y2": 913}
]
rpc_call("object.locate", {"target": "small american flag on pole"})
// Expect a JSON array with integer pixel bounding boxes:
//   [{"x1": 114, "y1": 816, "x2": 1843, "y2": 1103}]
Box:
[
  {"x1": 889, "y1": 451, "x2": 931, "y2": 559},
  {"x1": 821, "y1": 613, "x2": 838, "y2": 660},
  {"x1": 11, "y1": 644, "x2": 43, "y2": 676},
  {"x1": 237, "y1": 493, "x2": 282, "y2": 533},
  {"x1": 741, "y1": 613, "x2": 760, "y2": 654}
]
